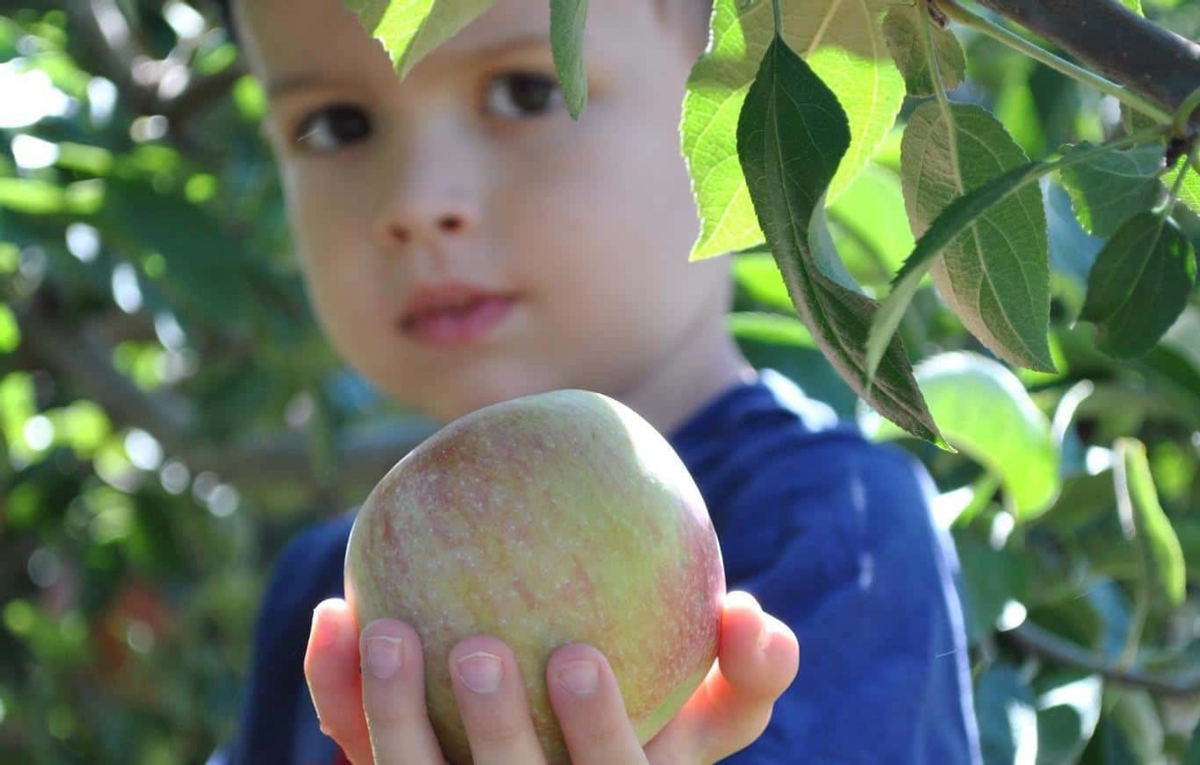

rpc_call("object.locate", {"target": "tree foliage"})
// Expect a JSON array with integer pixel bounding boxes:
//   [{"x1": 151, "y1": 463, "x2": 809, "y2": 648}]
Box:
[{"x1": 1, "y1": 0, "x2": 1199, "y2": 762}]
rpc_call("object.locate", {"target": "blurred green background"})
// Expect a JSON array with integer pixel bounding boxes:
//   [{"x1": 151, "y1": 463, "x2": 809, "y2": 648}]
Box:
[{"x1": 1, "y1": 1, "x2": 1199, "y2": 762}]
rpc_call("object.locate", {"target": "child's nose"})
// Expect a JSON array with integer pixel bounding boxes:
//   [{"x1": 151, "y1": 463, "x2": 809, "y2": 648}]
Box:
[
  {"x1": 375, "y1": 135, "x2": 482, "y2": 248},
  {"x1": 381, "y1": 209, "x2": 469, "y2": 246}
]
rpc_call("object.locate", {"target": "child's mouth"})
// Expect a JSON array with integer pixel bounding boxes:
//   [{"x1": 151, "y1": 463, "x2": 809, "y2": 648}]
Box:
[{"x1": 399, "y1": 294, "x2": 517, "y2": 347}]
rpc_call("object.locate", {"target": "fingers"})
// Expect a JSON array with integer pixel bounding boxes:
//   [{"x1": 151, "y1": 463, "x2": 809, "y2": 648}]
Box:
[
  {"x1": 446, "y1": 637, "x2": 548, "y2": 765},
  {"x1": 304, "y1": 599, "x2": 374, "y2": 764},
  {"x1": 545, "y1": 643, "x2": 648, "y2": 765},
  {"x1": 708, "y1": 591, "x2": 799, "y2": 707},
  {"x1": 358, "y1": 619, "x2": 446, "y2": 764},
  {"x1": 646, "y1": 591, "x2": 799, "y2": 764},
  {"x1": 306, "y1": 599, "x2": 656, "y2": 765}
]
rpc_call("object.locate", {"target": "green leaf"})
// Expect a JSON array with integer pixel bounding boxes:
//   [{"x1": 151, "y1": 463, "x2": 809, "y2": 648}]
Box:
[
  {"x1": 1121, "y1": 0, "x2": 1143, "y2": 14},
  {"x1": 549, "y1": 0, "x2": 588, "y2": 118},
  {"x1": 737, "y1": 33, "x2": 942, "y2": 445},
  {"x1": 827, "y1": 162, "x2": 914, "y2": 280},
  {"x1": 975, "y1": 663, "x2": 1038, "y2": 764},
  {"x1": 1164, "y1": 159, "x2": 1200, "y2": 215},
  {"x1": 881, "y1": 5, "x2": 965, "y2": 97},
  {"x1": 99, "y1": 177, "x2": 255, "y2": 326},
  {"x1": 899, "y1": 101, "x2": 1054, "y2": 372},
  {"x1": 344, "y1": 0, "x2": 496, "y2": 79},
  {"x1": 1038, "y1": 470, "x2": 1116, "y2": 536},
  {"x1": 1114, "y1": 437, "x2": 1186, "y2": 608},
  {"x1": 1104, "y1": 689, "x2": 1166, "y2": 763},
  {"x1": 1035, "y1": 671, "x2": 1103, "y2": 765},
  {"x1": 1184, "y1": 721, "x2": 1200, "y2": 765},
  {"x1": 952, "y1": 532, "x2": 1030, "y2": 644},
  {"x1": 727, "y1": 311, "x2": 814, "y2": 347},
  {"x1": 1026, "y1": 598, "x2": 1104, "y2": 650},
  {"x1": 733, "y1": 251, "x2": 792, "y2": 311},
  {"x1": 1058, "y1": 142, "x2": 1165, "y2": 237},
  {"x1": 682, "y1": 0, "x2": 905, "y2": 260},
  {"x1": 1081, "y1": 707, "x2": 1143, "y2": 764},
  {"x1": 1079, "y1": 212, "x2": 1197, "y2": 358},
  {"x1": 859, "y1": 352, "x2": 1059, "y2": 518},
  {"x1": 866, "y1": 157, "x2": 1052, "y2": 384}
]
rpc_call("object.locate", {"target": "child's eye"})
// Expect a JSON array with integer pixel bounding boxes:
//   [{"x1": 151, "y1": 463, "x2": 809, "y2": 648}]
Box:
[
  {"x1": 483, "y1": 72, "x2": 564, "y2": 120},
  {"x1": 293, "y1": 104, "x2": 372, "y2": 152}
]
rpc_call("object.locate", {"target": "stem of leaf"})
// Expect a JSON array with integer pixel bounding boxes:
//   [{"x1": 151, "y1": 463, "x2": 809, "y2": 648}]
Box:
[
  {"x1": 770, "y1": 0, "x2": 782, "y2": 37},
  {"x1": 1173, "y1": 85, "x2": 1200, "y2": 138},
  {"x1": 936, "y1": 0, "x2": 1172, "y2": 124},
  {"x1": 922, "y1": 0, "x2": 963, "y2": 192}
]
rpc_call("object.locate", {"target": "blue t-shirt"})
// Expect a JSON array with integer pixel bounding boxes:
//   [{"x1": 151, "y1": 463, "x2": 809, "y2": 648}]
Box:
[{"x1": 210, "y1": 369, "x2": 982, "y2": 764}]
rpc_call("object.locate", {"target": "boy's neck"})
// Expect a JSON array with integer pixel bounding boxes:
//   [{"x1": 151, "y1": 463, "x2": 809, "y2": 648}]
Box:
[{"x1": 617, "y1": 319, "x2": 758, "y2": 438}]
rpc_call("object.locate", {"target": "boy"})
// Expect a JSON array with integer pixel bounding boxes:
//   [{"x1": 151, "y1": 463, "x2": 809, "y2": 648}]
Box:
[{"x1": 207, "y1": 0, "x2": 982, "y2": 762}]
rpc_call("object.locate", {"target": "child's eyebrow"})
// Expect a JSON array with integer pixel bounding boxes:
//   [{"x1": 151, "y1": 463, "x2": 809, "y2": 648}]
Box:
[
  {"x1": 265, "y1": 31, "x2": 553, "y2": 100},
  {"x1": 454, "y1": 30, "x2": 552, "y2": 61},
  {"x1": 266, "y1": 73, "x2": 333, "y2": 101}
]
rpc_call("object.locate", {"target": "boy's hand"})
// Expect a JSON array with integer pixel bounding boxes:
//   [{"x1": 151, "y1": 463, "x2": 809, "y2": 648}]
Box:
[{"x1": 304, "y1": 590, "x2": 799, "y2": 764}]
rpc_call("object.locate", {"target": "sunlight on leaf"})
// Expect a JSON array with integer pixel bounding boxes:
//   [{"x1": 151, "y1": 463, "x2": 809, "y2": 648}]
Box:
[
  {"x1": 683, "y1": 0, "x2": 904, "y2": 261},
  {"x1": 1164, "y1": 159, "x2": 1200, "y2": 215},
  {"x1": 344, "y1": 0, "x2": 496, "y2": 79}
]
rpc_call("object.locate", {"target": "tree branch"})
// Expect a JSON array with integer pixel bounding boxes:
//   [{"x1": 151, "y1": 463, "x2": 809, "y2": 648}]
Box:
[
  {"x1": 1004, "y1": 620, "x2": 1200, "y2": 697},
  {"x1": 967, "y1": 0, "x2": 1200, "y2": 130}
]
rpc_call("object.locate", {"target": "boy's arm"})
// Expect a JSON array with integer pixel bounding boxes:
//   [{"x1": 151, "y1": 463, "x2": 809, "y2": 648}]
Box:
[{"x1": 713, "y1": 437, "x2": 982, "y2": 765}]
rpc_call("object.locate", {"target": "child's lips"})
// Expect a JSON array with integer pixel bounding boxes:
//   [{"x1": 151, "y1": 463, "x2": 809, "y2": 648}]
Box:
[{"x1": 398, "y1": 294, "x2": 518, "y2": 347}]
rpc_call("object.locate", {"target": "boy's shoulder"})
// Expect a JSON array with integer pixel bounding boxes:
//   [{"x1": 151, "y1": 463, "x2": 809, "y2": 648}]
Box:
[
  {"x1": 671, "y1": 367, "x2": 914, "y2": 468},
  {"x1": 671, "y1": 368, "x2": 934, "y2": 516}
]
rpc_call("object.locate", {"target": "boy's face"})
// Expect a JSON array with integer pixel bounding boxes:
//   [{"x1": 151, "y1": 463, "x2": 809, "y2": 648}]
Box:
[{"x1": 236, "y1": 0, "x2": 731, "y2": 423}]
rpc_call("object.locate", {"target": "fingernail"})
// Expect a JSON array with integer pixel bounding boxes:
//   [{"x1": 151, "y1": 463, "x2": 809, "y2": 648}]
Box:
[
  {"x1": 557, "y1": 660, "x2": 599, "y2": 696},
  {"x1": 365, "y1": 636, "x2": 403, "y2": 679},
  {"x1": 311, "y1": 601, "x2": 341, "y2": 650},
  {"x1": 457, "y1": 651, "x2": 503, "y2": 693}
]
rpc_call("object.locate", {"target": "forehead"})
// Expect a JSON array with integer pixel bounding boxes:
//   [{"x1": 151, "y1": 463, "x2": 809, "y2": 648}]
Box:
[{"x1": 237, "y1": 0, "x2": 662, "y2": 76}]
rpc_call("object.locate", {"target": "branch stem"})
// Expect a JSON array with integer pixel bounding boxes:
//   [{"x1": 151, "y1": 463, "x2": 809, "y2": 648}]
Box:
[
  {"x1": 936, "y1": 0, "x2": 1172, "y2": 123},
  {"x1": 1005, "y1": 621, "x2": 1200, "y2": 698},
  {"x1": 966, "y1": 0, "x2": 1200, "y2": 128},
  {"x1": 1175, "y1": 85, "x2": 1200, "y2": 137}
]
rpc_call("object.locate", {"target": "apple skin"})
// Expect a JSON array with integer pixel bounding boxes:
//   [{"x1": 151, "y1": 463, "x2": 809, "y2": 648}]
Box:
[{"x1": 344, "y1": 389, "x2": 726, "y2": 764}]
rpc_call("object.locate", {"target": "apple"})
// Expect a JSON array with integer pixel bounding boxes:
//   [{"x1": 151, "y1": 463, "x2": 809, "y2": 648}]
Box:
[{"x1": 344, "y1": 388, "x2": 726, "y2": 764}]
